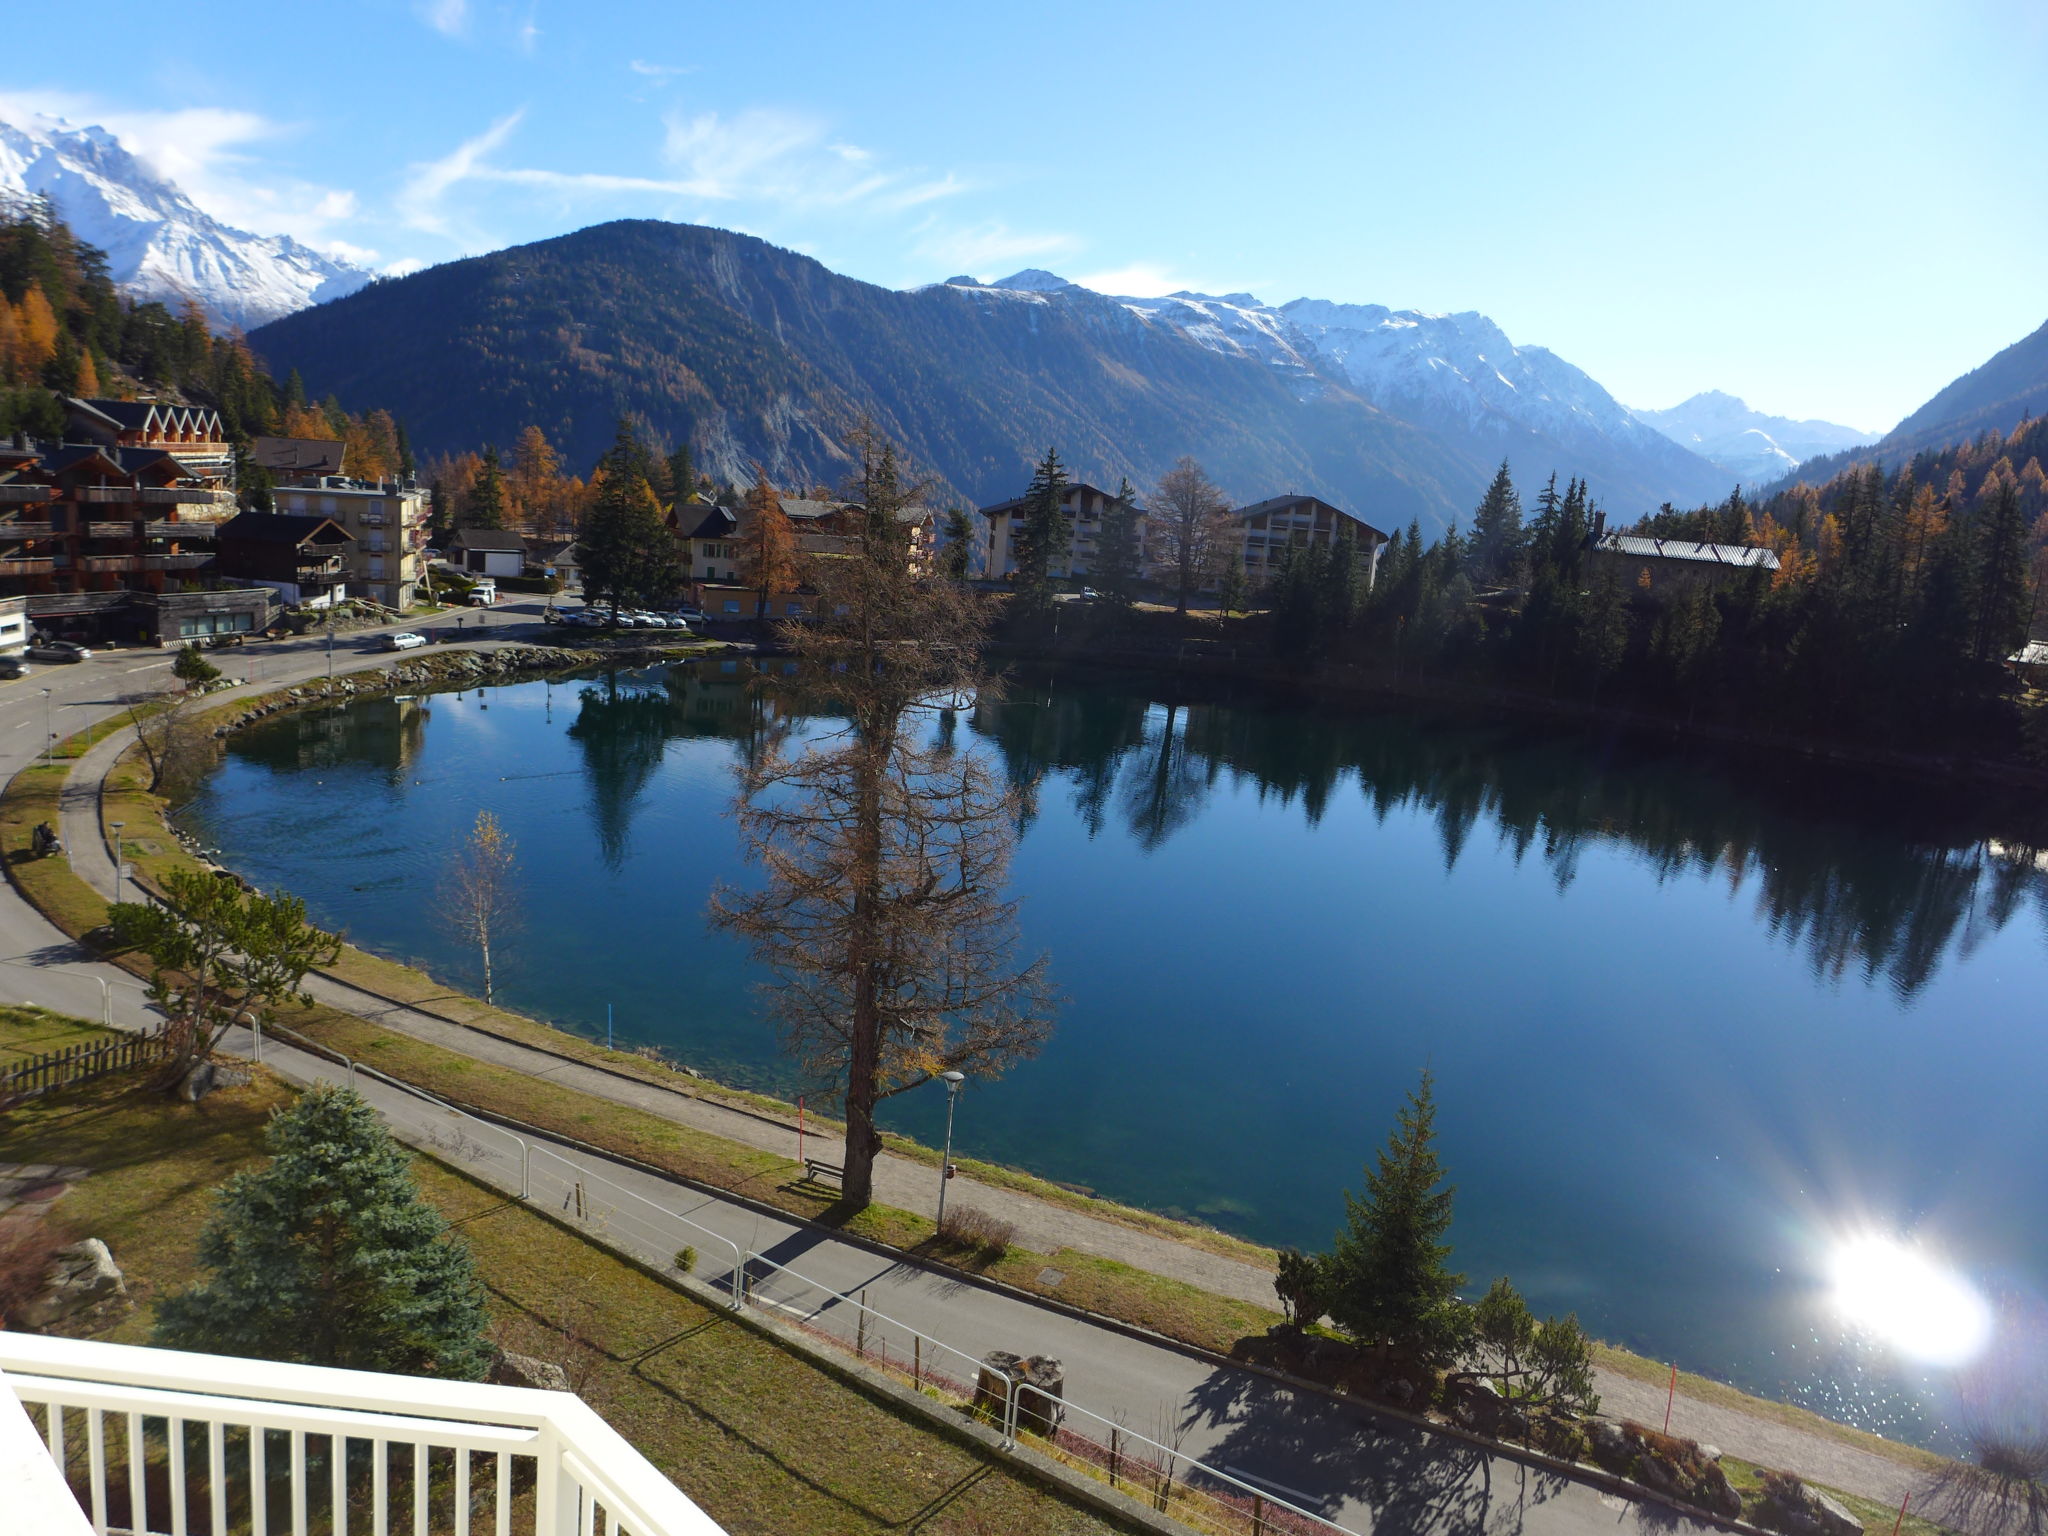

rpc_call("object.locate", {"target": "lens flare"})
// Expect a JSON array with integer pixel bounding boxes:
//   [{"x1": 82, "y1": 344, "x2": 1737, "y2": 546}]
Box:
[{"x1": 1828, "y1": 1234, "x2": 1993, "y2": 1367}]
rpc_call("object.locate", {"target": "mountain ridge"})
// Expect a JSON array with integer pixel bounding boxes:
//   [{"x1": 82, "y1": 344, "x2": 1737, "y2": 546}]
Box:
[
  {"x1": 0, "y1": 114, "x2": 370, "y2": 331},
  {"x1": 1632, "y1": 390, "x2": 1878, "y2": 486}
]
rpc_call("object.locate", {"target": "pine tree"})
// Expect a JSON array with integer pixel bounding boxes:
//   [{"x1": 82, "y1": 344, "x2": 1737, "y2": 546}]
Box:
[
  {"x1": 466, "y1": 445, "x2": 508, "y2": 531},
  {"x1": 155, "y1": 1085, "x2": 491, "y2": 1378},
  {"x1": 1094, "y1": 477, "x2": 1145, "y2": 610},
  {"x1": 667, "y1": 443, "x2": 696, "y2": 506},
  {"x1": 1013, "y1": 447, "x2": 1071, "y2": 616},
  {"x1": 938, "y1": 507, "x2": 973, "y2": 580},
  {"x1": 1218, "y1": 554, "x2": 1251, "y2": 616},
  {"x1": 1972, "y1": 471, "x2": 2033, "y2": 665},
  {"x1": 1468, "y1": 460, "x2": 1524, "y2": 584},
  {"x1": 1328, "y1": 1071, "x2": 1467, "y2": 1366},
  {"x1": 737, "y1": 472, "x2": 801, "y2": 619},
  {"x1": 580, "y1": 419, "x2": 681, "y2": 619}
]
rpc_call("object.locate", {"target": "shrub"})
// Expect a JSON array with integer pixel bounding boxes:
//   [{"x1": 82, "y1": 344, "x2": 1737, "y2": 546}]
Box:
[
  {"x1": 0, "y1": 1213, "x2": 63, "y2": 1327},
  {"x1": 673, "y1": 1246, "x2": 697, "y2": 1274},
  {"x1": 936, "y1": 1206, "x2": 1015, "y2": 1258}
]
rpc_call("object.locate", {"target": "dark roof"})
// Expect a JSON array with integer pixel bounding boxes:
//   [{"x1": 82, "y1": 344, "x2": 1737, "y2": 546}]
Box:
[
  {"x1": 67, "y1": 398, "x2": 222, "y2": 436},
  {"x1": 251, "y1": 436, "x2": 346, "y2": 475},
  {"x1": 673, "y1": 504, "x2": 737, "y2": 540},
  {"x1": 527, "y1": 538, "x2": 579, "y2": 562},
  {"x1": 1592, "y1": 532, "x2": 1779, "y2": 571},
  {"x1": 218, "y1": 512, "x2": 355, "y2": 546},
  {"x1": 1233, "y1": 495, "x2": 1389, "y2": 542},
  {"x1": 449, "y1": 527, "x2": 528, "y2": 552},
  {"x1": 979, "y1": 481, "x2": 1128, "y2": 517},
  {"x1": 37, "y1": 444, "x2": 129, "y2": 478}
]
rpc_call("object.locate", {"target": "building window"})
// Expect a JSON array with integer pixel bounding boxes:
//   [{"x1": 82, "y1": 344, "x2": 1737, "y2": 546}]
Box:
[
  {"x1": 785, "y1": 601, "x2": 803, "y2": 616},
  {"x1": 723, "y1": 599, "x2": 742, "y2": 614}
]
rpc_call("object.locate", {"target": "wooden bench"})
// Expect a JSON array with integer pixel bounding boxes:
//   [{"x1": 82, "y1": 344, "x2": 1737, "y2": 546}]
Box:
[{"x1": 802, "y1": 1157, "x2": 844, "y2": 1187}]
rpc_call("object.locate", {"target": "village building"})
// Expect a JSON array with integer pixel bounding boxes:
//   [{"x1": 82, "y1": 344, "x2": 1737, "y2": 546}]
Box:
[
  {"x1": 1586, "y1": 525, "x2": 1779, "y2": 596},
  {"x1": 447, "y1": 527, "x2": 528, "y2": 580},
  {"x1": 670, "y1": 496, "x2": 934, "y2": 617},
  {"x1": 978, "y1": 482, "x2": 1131, "y2": 581},
  {"x1": 214, "y1": 513, "x2": 355, "y2": 607},
  {"x1": 1229, "y1": 494, "x2": 1389, "y2": 589},
  {"x1": 263, "y1": 438, "x2": 429, "y2": 610}
]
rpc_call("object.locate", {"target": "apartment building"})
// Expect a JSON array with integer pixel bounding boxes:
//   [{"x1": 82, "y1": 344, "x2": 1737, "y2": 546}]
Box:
[
  {"x1": 977, "y1": 481, "x2": 1130, "y2": 581},
  {"x1": 1232, "y1": 494, "x2": 1389, "y2": 588},
  {"x1": 261, "y1": 439, "x2": 429, "y2": 610},
  {"x1": 671, "y1": 496, "x2": 935, "y2": 615}
]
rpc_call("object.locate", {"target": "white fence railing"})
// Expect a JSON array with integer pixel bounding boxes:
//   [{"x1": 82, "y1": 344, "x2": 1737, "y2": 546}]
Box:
[{"x1": 1, "y1": 1332, "x2": 728, "y2": 1536}]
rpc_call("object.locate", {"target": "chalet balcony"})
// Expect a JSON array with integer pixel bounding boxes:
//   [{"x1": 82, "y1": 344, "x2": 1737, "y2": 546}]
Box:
[
  {"x1": 143, "y1": 520, "x2": 219, "y2": 539},
  {"x1": 87, "y1": 522, "x2": 139, "y2": 539},
  {"x1": 0, "y1": 558, "x2": 55, "y2": 576},
  {"x1": 0, "y1": 523, "x2": 58, "y2": 540},
  {"x1": 0, "y1": 484, "x2": 54, "y2": 503},
  {"x1": 144, "y1": 553, "x2": 213, "y2": 571},
  {"x1": 69, "y1": 487, "x2": 140, "y2": 505},
  {"x1": 137, "y1": 486, "x2": 234, "y2": 506},
  {"x1": 3, "y1": 1332, "x2": 726, "y2": 1536}
]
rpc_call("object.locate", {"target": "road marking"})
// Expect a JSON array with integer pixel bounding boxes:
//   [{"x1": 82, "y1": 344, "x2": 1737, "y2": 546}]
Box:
[
  {"x1": 134, "y1": 661, "x2": 172, "y2": 671},
  {"x1": 10, "y1": 720, "x2": 29, "y2": 730},
  {"x1": 1221, "y1": 1469, "x2": 1323, "y2": 1507}
]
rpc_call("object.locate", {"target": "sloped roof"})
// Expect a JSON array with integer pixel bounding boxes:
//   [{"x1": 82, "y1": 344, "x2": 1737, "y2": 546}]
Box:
[
  {"x1": 449, "y1": 527, "x2": 527, "y2": 552},
  {"x1": 979, "y1": 482, "x2": 1128, "y2": 517},
  {"x1": 673, "y1": 504, "x2": 737, "y2": 540},
  {"x1": 219, "y1": 512, "x2": 355, "y2": 546},
  {"x1": 251, "y1": 436, "x2": 346, "y2": 475},
  {"x1": 1234, "y1": 494, "x2": 1388, "y2": 543},
  {"x1": 1593, "y1": 531, "x2": 1779, "y2": 571}
]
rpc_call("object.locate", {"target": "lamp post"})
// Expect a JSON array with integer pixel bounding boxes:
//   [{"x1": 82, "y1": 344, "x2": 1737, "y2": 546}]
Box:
[
  {"x1": 40, "y1": 687, "x2": 52, "y2": 766},
  {"x1": 109, "y1": 821, "x2": 125, "y2": 902},
  {"x1": 935, "y1": 1070, "x2": 966, "y2": 1229}
]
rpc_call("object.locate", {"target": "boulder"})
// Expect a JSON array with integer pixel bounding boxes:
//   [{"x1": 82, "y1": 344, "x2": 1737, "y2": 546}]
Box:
[
  {"x1": 488, "y1": 1348, "x2": 572, "y2": 1393},
  {"x1": 18, "y1": 1239, "x2": 131, "y2": 1333},
  {"x1": 972, "y1": 1351, "x2": 1066, "y2": 1437},
  {"x1": 1589, "y1": 1419, "x2": 1633, "y2": 1472},
  {"x1": 176, "y1": 1061, "x2": 217, "y2": 1101}
]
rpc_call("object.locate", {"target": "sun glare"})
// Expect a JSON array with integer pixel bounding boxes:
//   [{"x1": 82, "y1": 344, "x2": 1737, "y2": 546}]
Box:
[{"x1": 1828, "y1": 1235, "x2": 1993, "y2": 1368}]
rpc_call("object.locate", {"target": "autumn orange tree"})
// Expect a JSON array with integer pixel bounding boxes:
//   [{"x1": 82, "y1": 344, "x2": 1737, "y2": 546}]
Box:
[
  {"x1": 737, "y1": 470, "x2": 801, "y2": 620},
  {"x1": 713, "y1": 434, "x2": 1054, "y2": 1208}
]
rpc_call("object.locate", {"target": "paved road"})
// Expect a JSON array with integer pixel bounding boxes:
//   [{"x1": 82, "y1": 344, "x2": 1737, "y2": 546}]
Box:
[{"x1": 1, "y1": 611, "x2": 1736, "y2": 1536}]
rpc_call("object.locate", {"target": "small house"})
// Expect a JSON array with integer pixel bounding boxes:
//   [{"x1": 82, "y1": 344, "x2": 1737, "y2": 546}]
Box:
[{"x1": 449, "y1": 527, "x2": 527, "y2": 579}]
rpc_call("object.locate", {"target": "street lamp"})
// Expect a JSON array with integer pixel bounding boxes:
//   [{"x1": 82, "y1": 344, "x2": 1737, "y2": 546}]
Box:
[
  {"x1": 40, "y1": 687, "x2": 52, "y2": 766},
  {"x1": 935, "y1": 1070, "x2": 966, "y2": 1229},
  {"x1": 109, "y1": 821, "x2": 125, "y2": 902}
]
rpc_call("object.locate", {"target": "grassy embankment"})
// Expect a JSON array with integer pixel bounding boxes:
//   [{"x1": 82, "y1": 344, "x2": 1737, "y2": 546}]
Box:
[
  {"x1": 0, "y1": 1019, "x2": 1141, "y2": 1536},
  {"x1": 6, "y1": 692, "x2": 1967, "y2": 1488}
]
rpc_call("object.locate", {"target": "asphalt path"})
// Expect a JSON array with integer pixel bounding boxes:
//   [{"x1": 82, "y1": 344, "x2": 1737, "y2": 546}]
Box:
[{"x1": 0, "y1": 603, "x2": 1723, "y2": 1536}]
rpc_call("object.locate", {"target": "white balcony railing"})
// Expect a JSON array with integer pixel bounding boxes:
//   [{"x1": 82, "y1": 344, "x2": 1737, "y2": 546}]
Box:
[{"x1": 1, "y1": 1332, "x2": 727, "y2": 1536}]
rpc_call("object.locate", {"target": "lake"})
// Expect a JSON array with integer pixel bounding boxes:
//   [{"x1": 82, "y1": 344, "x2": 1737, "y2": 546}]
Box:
[{"x1": 178, "y1": 660, "x2": 2048, "y2": 1449}]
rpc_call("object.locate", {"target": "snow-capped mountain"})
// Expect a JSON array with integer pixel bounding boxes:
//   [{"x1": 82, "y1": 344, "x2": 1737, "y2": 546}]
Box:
[
  {"x1": 0, "y1": 115, "x2": 369, "y2": 331},
  {"x1": 1632, "y1": 391, "x2": 1877, "y2": 486},
  {"x1": 965, "y1": 272, "x2": 1733, "y2": 511}
]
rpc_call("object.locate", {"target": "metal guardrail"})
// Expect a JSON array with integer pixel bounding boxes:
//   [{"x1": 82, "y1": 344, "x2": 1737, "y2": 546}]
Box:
[{"x1": 259, "y1": 1023, "x2": 1359, "y2": 1536}]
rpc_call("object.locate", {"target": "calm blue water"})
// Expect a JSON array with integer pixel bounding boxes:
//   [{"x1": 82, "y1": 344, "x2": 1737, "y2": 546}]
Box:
[{"x1": 179, "y1": 661, "x2": 2048, "y2": 1448}]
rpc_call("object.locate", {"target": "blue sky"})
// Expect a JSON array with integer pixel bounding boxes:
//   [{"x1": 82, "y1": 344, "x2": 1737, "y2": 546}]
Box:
[{"x1": 6, "y1": 0, "x2": 2043, "y2": 431}]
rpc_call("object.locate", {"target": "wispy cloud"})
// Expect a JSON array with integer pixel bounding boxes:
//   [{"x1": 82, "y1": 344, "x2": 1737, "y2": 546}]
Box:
[
  {"x1": 0, "y1": 90, "x2": 370, "y2": 258},
  {"x1": 1071, "y1": 263, "x2": 1257, "y2": 299},
  {"x1": 417, "y1": 0, "x2": 468, "y2": 37},
  {"x1": 629, "y1": 59, "x2": 693, "y2": 79},
  {"x1": 398, "y1": 104, "x2": 970, "y2": 245},
  {"x1": 914, "y1": 220, "x2": 1080, "y2": 277}
]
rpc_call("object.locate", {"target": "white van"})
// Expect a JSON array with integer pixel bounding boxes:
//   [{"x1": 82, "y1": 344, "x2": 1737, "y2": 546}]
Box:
[{"x1": 466, "y1": 581, "x2": 498, "y2": 606}]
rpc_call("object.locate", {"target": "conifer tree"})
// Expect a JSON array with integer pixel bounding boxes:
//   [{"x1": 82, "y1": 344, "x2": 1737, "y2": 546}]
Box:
[
  {"x1": 1972, "y1": 471, "x2": 2033, "y2": 665},
  {"x1": 1468, "y1": 460, "x2": 1524, "y2": 584},
  {"x1": 580, "y1": 419, "x2": 681, "y2": 620},
  {"x1": 667, "y1": 443, "x2": 696, "y2": 505},
  {"x1": 1093, "y1": 477, "x2": 1145, "y2": 610},
  {"x1": 1013, "y1": 447, "x2": 1071, "y2": 616},
  {"x1": 737, "y1": 472, "x2": 801, "y2": 619},
  {"x1": 155, "y1": 1085, "x2": 491, "y2": 1378},
  {"x1": 466, "y1": 445, "x2": 508, "y2": 530},
  {"x1": 1218, "y1": 553, "x2": 1251, "y2": 617},
  {"x1": 938, "y1": 507, "x2": 974, "y2": 580},
  {"x1": 1328, "y1": 1071, "x2": 1467, "y2": 1366}
]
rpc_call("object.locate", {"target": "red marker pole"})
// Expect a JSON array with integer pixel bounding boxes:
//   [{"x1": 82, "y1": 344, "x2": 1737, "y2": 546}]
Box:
[
  {"x1": 797, "y1": 1096, "x2": 805, "y2": 1166},
  {"x1": 1664, "y1": 1363, "x2": 1677, "y2": 1435},
  {"x1": 1891, "y1": 1491, "x2": 1910, "y2": 1536}
]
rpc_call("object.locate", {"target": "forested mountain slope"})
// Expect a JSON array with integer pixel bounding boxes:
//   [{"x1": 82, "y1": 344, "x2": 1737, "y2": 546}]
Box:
[{"x1": 250, "y1": 220, "x2": 1720, "y2": 525}]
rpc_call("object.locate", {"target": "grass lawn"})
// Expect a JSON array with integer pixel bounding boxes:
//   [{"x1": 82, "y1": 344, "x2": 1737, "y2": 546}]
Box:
[
  {"x1": 0, "y1": 1044, "x2": 1137, "y2": 1536},
  {"x1": 0, "y1": 1005, "x2": 117, "y2": 1067}
]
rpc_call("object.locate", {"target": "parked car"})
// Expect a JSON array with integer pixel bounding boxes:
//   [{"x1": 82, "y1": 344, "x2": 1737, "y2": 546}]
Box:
[
  {"x1": 675, "y1": 606, "x2": 708, "y2": 625},
  {"x1": 380, "y1": 632, "x2": 428, "y2": 652},
  {"x1": 0, "y1": 656, "x2": 30, "y2": 678},
  {"x1": 656, "y1": 612, "x2": 691, "y2": 629},
  {"x1": 28, "y1": 641, "x2": 91, "y2": 663}
]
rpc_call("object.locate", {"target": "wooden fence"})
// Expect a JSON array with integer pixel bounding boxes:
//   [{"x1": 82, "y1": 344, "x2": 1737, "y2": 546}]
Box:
[{"x1": 0, "y1": 1027, "x2": 164, "y2": 1103}]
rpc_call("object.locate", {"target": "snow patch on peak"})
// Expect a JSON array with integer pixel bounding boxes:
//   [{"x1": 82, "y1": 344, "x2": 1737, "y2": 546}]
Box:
[
  {"x1": 1632, "y1": 392, "x2": 1878, "y2": 484},
  {"x1": 990, "y1": 268, "x2": 1074, "y2": 292},
  {"x1": 0, "y1": 113, "x2": 371, "y2": 331}
]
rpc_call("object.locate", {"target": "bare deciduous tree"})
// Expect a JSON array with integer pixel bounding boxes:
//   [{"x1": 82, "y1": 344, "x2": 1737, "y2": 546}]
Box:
[
  {"x1": 712, "y1": 431, "x2": 1056, "y2": 1209},
  {"x1": 440, "y1": 810, "x2": 521, "y2": 1005},
  {"x1": 1152, "y1": 457, "x2": 1237, "y2": 614},
  {"x1": 126, "y1": 690, "x2": 217, "y2": 797}
]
